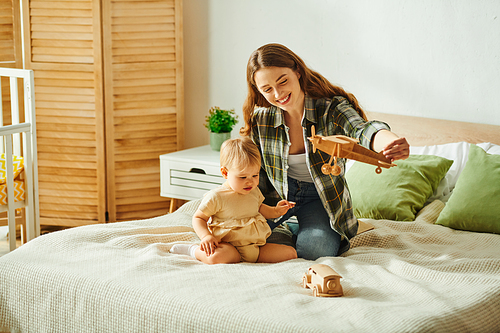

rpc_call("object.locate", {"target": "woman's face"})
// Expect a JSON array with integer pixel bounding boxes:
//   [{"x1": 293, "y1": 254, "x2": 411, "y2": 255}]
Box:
[{"x1": 253, "y1": 66, "x2": 304, "y2": 113}]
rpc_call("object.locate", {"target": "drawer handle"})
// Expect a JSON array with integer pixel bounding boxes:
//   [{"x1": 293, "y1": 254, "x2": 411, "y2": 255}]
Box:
[{"x1": 189, "y1": 168, "x2": 206, "y2": 174}]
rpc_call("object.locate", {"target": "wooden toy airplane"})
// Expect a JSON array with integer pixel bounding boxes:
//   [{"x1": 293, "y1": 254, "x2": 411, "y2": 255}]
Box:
[{"x1": 308, "y1": 126, "x2": 396, "y2": 176}]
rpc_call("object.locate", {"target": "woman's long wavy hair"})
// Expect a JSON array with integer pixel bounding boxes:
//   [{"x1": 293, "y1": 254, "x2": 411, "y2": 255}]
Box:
[{"x1": 240, "y1": 43, "x2": 367, "y2": 136}]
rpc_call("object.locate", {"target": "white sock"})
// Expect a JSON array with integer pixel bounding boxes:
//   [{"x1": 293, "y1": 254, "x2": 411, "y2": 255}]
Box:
[{"x1": 169, "y1": 244, "x2": 198, "y2": 258}]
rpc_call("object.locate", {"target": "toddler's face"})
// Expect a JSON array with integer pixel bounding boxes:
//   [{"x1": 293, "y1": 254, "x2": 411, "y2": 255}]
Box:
[{"x1": 222, "y1": 164, "x2": 260, "y2": 195}]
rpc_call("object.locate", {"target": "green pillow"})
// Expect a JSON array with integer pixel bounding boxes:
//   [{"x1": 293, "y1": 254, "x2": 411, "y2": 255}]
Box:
[
  {"x1": 346, "y1": 155, "x2": 453, "y2": 221},
  {"x1": 436, "y1": 144, "x2": 500, "y2": 234}
]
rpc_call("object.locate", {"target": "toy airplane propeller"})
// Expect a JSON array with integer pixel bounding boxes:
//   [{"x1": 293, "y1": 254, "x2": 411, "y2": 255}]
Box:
[{"x1": 308, "y1": 126, "x2": 396, "y2": 176}]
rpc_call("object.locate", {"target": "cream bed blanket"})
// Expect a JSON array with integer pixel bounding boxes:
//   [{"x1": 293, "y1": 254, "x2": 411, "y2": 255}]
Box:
[{"x1": 1, "y1": 200, "x2": 499, "y2": 332}]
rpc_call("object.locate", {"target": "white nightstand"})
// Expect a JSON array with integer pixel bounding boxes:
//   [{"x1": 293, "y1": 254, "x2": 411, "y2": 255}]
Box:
[{"x1": 160, "y1": 145, "x2": 225, "y2": 212}]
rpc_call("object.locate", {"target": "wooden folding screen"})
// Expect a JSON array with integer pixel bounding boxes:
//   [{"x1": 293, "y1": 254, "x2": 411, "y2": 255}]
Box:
[
  {"x1": 102, "y1": 0, "x2": 184, "y2": 221},
  {"x1": 21, "y1": 0, "x2": 184, "y2": 225}
]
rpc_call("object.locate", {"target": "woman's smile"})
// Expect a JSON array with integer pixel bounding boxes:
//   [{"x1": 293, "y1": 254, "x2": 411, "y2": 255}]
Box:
[{"x1": 277, "y1": 93, "x2": 291, "y2": 105}]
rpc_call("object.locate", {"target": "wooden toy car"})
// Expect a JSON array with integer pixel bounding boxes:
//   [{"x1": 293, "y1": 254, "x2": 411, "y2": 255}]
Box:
[
  {"x1": 308, "y1": 125, "x2": 396, "y2": 175},
  {"x1": 302, "y1": 264, "x2": 343, "y2": 297}
]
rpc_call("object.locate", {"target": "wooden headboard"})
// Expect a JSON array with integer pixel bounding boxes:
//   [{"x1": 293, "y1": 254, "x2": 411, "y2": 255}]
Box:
[{"x1": 367, "y1": 112, "x2": 500, "y2": 146}]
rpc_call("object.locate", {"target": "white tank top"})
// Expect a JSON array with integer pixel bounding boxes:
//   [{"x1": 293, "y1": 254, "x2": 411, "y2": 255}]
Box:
[{"x1": 287, "y1": 153, "x2": 313, "y2": 183}]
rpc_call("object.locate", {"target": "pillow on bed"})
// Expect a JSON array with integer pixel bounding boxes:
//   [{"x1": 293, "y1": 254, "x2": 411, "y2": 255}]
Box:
[
  {"x1": 410, "y1": 142, "x2": 471, "y2": 202},
  {"x1": 347, "y1": 142, "x2": 468, "y2": 202},
  {"x1": 484, "y1": 142, "x2": 500, "y2": 155},
  {"x1": 0, "y1": 153, "x2": 24, "y2": 184},
  {"x1": 436, "y1": 144, "x2": 500, "y2": 234},
  {"x1": 346, "y1": 155, "x2": 453, "y2": 221},
  {"x1": 409, "y1": 142, "x2": 500, "y2": 202}
]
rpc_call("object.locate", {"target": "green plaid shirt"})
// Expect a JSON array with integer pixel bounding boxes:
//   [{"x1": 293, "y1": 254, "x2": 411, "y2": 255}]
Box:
[{"x1": 251, "y1": 95, "x2": 390, "y2": 254}]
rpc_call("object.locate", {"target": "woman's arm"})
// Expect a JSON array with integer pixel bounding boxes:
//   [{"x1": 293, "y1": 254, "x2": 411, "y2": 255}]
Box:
[{"x1": 372, "y1": 129, "x2": 410, "y2": 161}]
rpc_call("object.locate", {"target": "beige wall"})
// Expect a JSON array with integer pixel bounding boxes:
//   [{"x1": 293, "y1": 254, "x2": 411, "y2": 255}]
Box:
[{"x1": 183, "y1": 1, "x2": 500, "y2": 149}]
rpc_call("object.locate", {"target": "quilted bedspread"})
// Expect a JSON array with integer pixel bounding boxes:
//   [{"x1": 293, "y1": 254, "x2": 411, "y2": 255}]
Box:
[{"x1": 1, "y1": 200, "x2": 499, "y2": 332}]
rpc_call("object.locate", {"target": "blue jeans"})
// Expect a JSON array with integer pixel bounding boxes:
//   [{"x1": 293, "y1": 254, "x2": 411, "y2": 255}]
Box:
[{"x1": 268, "y1": 177, "x2": 341, "y2": 260}]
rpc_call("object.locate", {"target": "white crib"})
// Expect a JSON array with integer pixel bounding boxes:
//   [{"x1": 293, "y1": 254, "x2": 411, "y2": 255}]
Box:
[{"x1": 0, "y1": 67, "x2": 39, "y2": 251}]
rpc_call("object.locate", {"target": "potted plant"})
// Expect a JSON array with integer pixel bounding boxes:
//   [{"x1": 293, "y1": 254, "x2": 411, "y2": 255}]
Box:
[{"x1": 204, "y1": 106, "x2": 238, "y2": 151}]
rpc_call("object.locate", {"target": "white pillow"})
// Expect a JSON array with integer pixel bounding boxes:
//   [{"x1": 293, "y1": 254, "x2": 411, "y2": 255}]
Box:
[{"x1": 484, "y1": 142, "x2": 500, "y2": 155}]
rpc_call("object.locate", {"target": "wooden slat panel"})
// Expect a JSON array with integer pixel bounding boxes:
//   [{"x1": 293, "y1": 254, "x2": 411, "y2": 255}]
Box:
[
  {"x1": 0, "y1": 0, "x2": 15, "y2": 63},
  {"x1": 113, "y1": 77, "x2": 176, "y2": 88},
  {"x1": 39, "y1": 182, "x2": 97, "y2": 191},
  {"x1": 30, "y1": 1, "x2": 93, "y2": 10},
  {"x1": 113, "y1": 16, "x2": 173, "y2": 25},
  {"x1": 40, "y1": 195, "x2": 98, "y2": 206},
  {"x1": 114, "y1": 145, "x2": 173, "y2": 155},
  {"x1": 103, "y1": 0, "x2": 183, "y2": 221},
  {"x1": 0, "y1": 0, "x2": 22, "y2": 68},
  {"x1": 120, "y1": 203, "x2": 169, "y2": 214},
  {"x1": 36, "y1": 114, "x2": 96, "y2": 124},
  {"x1": 37, "y1": 138, "x2": 97, "y2": 149},
  {"x1": 1, "y1": 77, "x2": 12, "y2": 126},
  {"x1": 29, "y1": 1, "x2": 94, "y2": 64},
  {"x1": 39, "y1": 217, "x2": 100, "y2": 227},
  {"x1": 115, "y1": 207, "x2": 169, "y2": 221},
  {"x1": 39, "y1": 173, "x2": 97, "y2": 182},
  {"x1": 24, "y1": 0, "x2": 106, "y2": 225},
  {"x1": 40, "y1": 203, "x2": 98, "y2": 213},
  {"x1": 0, "y1": 0, "x2": 23, "y2": 135},
  {"x1": 116, "y1": 194, "x2": 166, "y2": 205},
  {"x1": 40, "y1": 189, "x2": 98, "y2": 200},
  {"x1": 31, "y1": 16, "x2": 93, "y2": 25},
  {"x1": 38, "y1": 153, "x2": 97, "y2": 164},
  {"x1": 30, "y1": 9, "x2": 92, "y2": 18}
]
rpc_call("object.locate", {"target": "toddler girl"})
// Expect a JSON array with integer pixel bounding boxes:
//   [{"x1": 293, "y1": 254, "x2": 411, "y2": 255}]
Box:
[{"x1": 170, "y1": 137, "x2": 297, "y2": 264}]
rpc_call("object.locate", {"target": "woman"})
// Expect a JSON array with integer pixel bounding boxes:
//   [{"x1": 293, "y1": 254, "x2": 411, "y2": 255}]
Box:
[{"x1": 240, "y1": 43, "x2": 409, "y2": 260}]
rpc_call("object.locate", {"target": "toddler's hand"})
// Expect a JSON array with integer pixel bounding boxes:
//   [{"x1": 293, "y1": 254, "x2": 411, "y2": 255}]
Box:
[
  {"x1": 200, "y1": 235, "x2": 218, "y2": 257},
  {"x1": 275, "y1": 200, "x2": 295, "y2": 216}
]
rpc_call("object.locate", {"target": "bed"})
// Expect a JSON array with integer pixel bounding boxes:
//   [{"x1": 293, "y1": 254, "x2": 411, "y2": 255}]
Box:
[
  {"x1": 1, "y1": 113, "x2": 500, "y2": 333},
  {"x1": 0, "y1": 68, "x2": 39, "y2": 252}
]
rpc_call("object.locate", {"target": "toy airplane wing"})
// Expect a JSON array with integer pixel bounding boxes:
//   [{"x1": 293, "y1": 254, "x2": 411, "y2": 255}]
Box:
[
  {"x1": 308, "y1": 125, "x2": 396, "y2": 175},
  {"x1": 344, "y1": 143, "x2": 396, "y2": 171},
  {"x1": 308, "y1": 126, "x2": 353, "y2": 152}
]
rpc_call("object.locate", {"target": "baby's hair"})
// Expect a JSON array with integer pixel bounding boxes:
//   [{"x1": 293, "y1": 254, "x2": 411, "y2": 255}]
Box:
[{"x1": 220, "y1": 137, "x2": 261, "y2": 171}]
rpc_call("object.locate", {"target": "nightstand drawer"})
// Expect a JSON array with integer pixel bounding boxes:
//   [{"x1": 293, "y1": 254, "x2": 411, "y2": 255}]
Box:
[
  {"x1": 164, "y1": 165, "x2": 224, "y2": 200},
  {"x1": 160, "y1": 147, "x2": 224, "y2": 201},
  {"x1": 170, "y1": 169, "x2": 224, "y2": 191}
]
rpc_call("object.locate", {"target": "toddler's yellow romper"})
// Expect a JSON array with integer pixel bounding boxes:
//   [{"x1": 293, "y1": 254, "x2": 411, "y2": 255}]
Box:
[{"x1": 198, "y1": 182, "x2": 272, "y2": 262}]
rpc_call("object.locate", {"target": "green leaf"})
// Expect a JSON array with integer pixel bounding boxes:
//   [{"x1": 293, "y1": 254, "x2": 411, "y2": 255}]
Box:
[{"x1": 204, "y1": 106, "x2": 238, "y2": 133}]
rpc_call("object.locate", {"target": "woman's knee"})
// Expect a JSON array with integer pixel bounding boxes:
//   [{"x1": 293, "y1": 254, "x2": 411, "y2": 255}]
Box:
[{"x1": 296, "y1": 228, "x2": 341, "y2": 260}]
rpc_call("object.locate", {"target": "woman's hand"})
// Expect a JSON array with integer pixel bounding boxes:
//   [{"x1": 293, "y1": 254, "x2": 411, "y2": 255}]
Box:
[
  {"x1": 382, "y1": 137, "x2": 410, "y2": 162},
  {"x1": 199, "y1": 234, "x2": 219, "y2": 257},
  {"x1": 372, "y1": 130, "x2": 410, "y2": 162}
]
